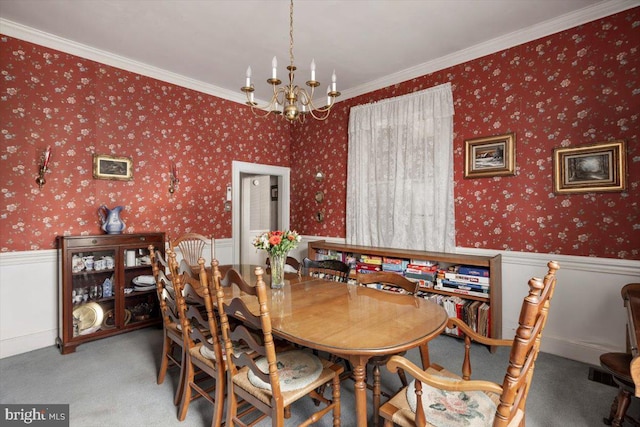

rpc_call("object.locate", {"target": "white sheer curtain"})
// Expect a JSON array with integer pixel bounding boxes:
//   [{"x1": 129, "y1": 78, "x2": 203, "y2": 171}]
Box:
[{"x1": 346, "y1": 83, "x2": 455, "y2": 252}]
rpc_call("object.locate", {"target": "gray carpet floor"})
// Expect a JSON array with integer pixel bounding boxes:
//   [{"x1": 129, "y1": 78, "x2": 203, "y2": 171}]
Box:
[{"x1": 0, "y1": 327, "x2": 635, "y2": 426}]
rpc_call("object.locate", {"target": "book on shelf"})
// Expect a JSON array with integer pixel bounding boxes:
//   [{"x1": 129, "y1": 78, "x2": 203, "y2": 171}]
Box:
[
  {"x1": 443, "y1": 271, "x2": 490, "y2": 285},
  {"x1": 382, "y1": 262, "x2": 404, "y2": 272},
  {"x1": 406, "y1": 270, "x2": 437, "y2": 281},
  {"x1": 452, "y1": 265, "x2": 490, "y2": 277},
  {"x1": 356, "y1": 262, "x2": 382, "y2": 273},
  {"x1": 406, "y1": 263, "x2": 439, "y2": 273},
  {"x1": 438, "y1": 278, "x2": 489, "y2": 292},
  {"x1": 360, "y1": 255, "x2": 383, "y2": 265},
  {"x1": 410, "y1": 259, "x2": 438, "y2": 267},
  {"x1": 434, "y1": 284, "x2": 490, "y2": 299},
  {"x1": 406, "y1": 277, "x2": 435, "y2": 289}
]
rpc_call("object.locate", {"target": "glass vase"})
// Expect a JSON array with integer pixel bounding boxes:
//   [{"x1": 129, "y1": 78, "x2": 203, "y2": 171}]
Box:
[{"x1": 270, "y1": 252, "x2": 287, "y2": 289}]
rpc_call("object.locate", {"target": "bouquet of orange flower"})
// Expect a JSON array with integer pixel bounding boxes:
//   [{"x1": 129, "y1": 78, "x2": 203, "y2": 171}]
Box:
[{"x1": 252, "y1": 230, "x2": 301, "y2": 256}]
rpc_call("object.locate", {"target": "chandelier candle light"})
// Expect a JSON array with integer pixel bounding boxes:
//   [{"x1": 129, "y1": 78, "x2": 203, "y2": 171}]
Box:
[
  {"x1": 253, "y1": 230, "x2": 301, "y2": 289},
  {"x1": 241, "y1": 0, "x2": 340, "y2": 123}
]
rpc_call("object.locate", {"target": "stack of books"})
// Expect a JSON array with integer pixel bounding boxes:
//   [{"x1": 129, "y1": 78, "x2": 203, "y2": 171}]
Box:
[
  {"x1": 381, "y1": 257, "x2": 407, "y2": 273},
  {"x1": 404, "y1": 262, "x2": 438, "y2": 288},
  {"x1": 435, "y1": 265, "x2": 490, "y2": 298}
]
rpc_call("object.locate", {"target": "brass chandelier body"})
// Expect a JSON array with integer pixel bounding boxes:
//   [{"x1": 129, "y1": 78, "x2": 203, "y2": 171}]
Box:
[{"x1": 241, "y1": 0, "x2": 340, "y2": 123}]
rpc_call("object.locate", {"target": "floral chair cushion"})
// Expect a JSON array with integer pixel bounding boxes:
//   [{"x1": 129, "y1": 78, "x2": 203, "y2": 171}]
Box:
[
  {"x1": 406, "y1": 376, "x2": 497, "y2": 427},
  {"x1": 247, "y1": 350, "x2": 323, "y2": 392}
]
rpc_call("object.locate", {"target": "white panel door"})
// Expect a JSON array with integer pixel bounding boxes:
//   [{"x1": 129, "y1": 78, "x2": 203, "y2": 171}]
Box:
[{"x1": 241, "y1": 175, "x2": 271, "y2": 266}]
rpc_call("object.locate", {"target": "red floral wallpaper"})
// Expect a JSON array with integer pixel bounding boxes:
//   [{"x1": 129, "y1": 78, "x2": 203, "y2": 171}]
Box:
[
  {"x1": 0, "y1": 35, "x2": 291, "y2": 251},
  {"x1": 291, "y1": 8, "x2": 639, "y2": 260},
  {"x1": 1, "y1": 8, "x2": 639, "y2": 259}
]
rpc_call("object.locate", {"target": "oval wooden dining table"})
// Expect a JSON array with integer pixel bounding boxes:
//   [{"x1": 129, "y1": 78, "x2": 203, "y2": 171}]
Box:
[{"x1": 219, "y1": 264, "x2": 449, "y2": 427}]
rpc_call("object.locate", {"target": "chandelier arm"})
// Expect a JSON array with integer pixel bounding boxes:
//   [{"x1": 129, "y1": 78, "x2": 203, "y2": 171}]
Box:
[
  {"x1": 244, "y1": 87, "x2": 287, "y2": 115},
  {"x1": 305, "y1": 107, "x2": 332, "y2": 121}
]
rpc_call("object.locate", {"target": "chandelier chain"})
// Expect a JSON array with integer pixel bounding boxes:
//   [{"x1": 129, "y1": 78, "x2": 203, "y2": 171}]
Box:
[{"x1": 289, "y1": 0, "x2": 294, "y2": 67}]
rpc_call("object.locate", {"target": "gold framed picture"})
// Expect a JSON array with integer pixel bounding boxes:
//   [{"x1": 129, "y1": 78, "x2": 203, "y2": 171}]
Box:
[
  {"x1": 464, "y1": 132, "x2": 516, "y2": 178},
  {"x1": 553, "y1": 140, "x2": 626, "y2": 194},
  {"x1": 92, "y1": 154, "x2": 134, "y2": 181}
]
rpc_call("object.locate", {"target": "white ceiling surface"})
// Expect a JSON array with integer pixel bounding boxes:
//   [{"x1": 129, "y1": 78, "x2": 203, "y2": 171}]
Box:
[{"x1": 0, "y1": 0, "x2": 636, "y2": 105}]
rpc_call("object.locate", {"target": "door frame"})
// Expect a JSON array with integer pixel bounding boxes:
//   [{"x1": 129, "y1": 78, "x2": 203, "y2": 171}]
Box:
[{"x1": 232, "y1": 160, "x2": 290, "y2": 264}]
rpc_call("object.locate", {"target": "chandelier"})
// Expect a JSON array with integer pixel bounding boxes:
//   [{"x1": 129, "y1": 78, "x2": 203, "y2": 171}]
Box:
[{"x1": 241, "y1": 0, "x2": 340, "y2": 123}]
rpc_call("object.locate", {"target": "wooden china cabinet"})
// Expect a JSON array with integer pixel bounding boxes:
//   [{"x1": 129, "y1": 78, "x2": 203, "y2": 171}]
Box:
[{"x1": 56, "y1": 233, "x2": 164, "y2": 354}]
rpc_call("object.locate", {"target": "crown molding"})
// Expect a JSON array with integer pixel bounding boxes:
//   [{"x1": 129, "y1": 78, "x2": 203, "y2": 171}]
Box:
[
  {"x1": 1, "y1": 0, "x2": 636, "y2": 105},
  {"x1": 339, "y1": 0, "x2": 638, "y2": 101},
  {"x1": 0, "y1": 18, "x2": 249, "y2": 105}
]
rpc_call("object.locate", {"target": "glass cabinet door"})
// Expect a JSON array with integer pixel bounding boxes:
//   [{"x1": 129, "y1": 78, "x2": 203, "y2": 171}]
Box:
[
  {"x1": 70, "y1": 249, "x2": 116, "y2": 337},
  {"x1": 122, "y1": 245, "x2": 159, "y2": 327}
]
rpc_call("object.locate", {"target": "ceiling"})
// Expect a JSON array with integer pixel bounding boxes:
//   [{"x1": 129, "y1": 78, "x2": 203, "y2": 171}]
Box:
[{"x1": 0, "y1": 0, "x2": 634, "y2": 105}]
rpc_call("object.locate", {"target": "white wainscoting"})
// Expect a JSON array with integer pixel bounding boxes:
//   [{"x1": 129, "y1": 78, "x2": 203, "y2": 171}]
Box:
[
  {"x1": 0, "y1": 239, "x2": 234, "y2": 359},
  {"x1": 2, "y1": 236, "x2": 639, "y2": 365}
]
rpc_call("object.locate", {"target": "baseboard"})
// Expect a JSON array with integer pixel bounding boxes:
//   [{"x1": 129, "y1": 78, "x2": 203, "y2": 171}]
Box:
[
  {"x1": 0, "y1": 329, "x2": 58, "y2": 359},
  {"x1": 541, "y1": 334, "x2": 621, "y2": 366}
]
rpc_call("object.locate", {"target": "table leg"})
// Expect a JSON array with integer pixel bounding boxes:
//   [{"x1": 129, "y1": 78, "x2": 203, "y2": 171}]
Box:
[{"x1": 348, "y1": 355, "x2": 370, "y2": 427}]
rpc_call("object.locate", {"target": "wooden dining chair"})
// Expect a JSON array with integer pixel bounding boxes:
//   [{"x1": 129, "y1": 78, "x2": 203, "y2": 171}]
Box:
[
  {"x1": 302, "y1": 257, "x2": 350, "y2": 282},
  {"x1": 599, "y1": 283, "x2": 640, "y2": 427},
  {"x1": 168, "y1": 252, "x2": 226, "y2": 426},
  {"x1": 212, "y1": 264, "x2": 344, "y2": 426},
  {"x1": 357, "y1": 271, "x2": 419, "y2": 427},
  {"x1": 170, "y1": 233, "x2": 214, "y2": 267},
  {"x1": 379, "y1": 260, "x2": 560, "y2": 427},
  {"x1": 149, "y1": 246, "x2": 184, "y2": 405}
]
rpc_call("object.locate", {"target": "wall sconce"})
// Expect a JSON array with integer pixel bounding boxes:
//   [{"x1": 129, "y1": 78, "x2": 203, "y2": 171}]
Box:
[
  {"x1": 35, "y1": 145, "x2": 51, "y2": 189},
  {"x1": 169, "y1": 162, "x2": 179, "y2": 194},
  {"x1": 314, "y1": 171, "x2": 325, "y2": 182}
]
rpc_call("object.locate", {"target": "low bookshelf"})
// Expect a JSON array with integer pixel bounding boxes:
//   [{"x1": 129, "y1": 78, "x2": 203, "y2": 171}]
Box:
[{"x1": 307, "y1": 240, "x2": 502, "y2": 345}]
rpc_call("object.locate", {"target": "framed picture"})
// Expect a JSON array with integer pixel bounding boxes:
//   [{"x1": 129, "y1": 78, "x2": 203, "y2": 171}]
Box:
[
  {"x1": 553, "y1": 140, "x2": 627, "y2": 194},
  {"x1": 92, "y1": 154, "x2": 133, "y2": 181},
  {"x1": 270, "y1": 185, "x2": 278, "y2": 201},
  {"x1": 464, "y1": 132, "x2": 516, "y2": 178}
]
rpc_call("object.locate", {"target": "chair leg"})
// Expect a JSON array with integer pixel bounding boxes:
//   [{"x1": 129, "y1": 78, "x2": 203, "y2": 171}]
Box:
[
  {"x1": 211, "y1": 373, "x2": 225, "y2": 427},
  {"x1": 604, "y1": 387, "x2": 632, "y2": 427},
  {"x1": 177, "y1": 355, "x2": 194, "y2": 421},
  {"x1": 332, "y1": 368, "x2": 341, "y2": 427},
  {"x1": 157, "y1": 335, "x2": 171, "y2": 385},
  {"x1": 174, "y1": 346, "x2": 186, "y2": 406},
  {"x1": 373, "y1": 365, "x2": 381, "y2": 427}
]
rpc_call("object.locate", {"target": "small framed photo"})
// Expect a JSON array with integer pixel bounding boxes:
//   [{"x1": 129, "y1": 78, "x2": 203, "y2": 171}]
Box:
[
  {"x1": 92, "y1": 154, "x2": 133, "y2": 181},
  {"x1": 270, "y1": 185, "x2": 278, "y2": 201},
  {"x1": 464, "y1": 132, "x2": 516, "y2": 178},
  {"x1": 553, "y1": 140, "x2": 627, "y2": 194}
]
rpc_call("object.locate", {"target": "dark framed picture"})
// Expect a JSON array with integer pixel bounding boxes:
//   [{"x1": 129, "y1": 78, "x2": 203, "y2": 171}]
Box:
[
  {"x1": 464, "y1": 132, "x2": 516, "y2": 178},
  {"x1": 270, "y1": 185, "x2": 278, "y2": 201},
  {"x1": 92, "y1": 154, "x2": 133, "y2": 181},
  {"x1": 553, "y1": 140, "x2": 627, "y2": 194}
]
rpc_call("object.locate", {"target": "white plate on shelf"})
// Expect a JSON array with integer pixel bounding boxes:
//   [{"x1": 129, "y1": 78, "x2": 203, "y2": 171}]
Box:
[
  {"x1": 133, "y1": 284, "x2": 156, "y2": 292},
  {"x1": 132, "y1": 275, "x2": 155, "y2": 286}
]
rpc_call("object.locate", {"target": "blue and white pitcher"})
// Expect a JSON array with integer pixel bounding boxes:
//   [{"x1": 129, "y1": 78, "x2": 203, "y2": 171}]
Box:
[{"x1": 98, "y1": 205, "x2": 126, "y2": 234}]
